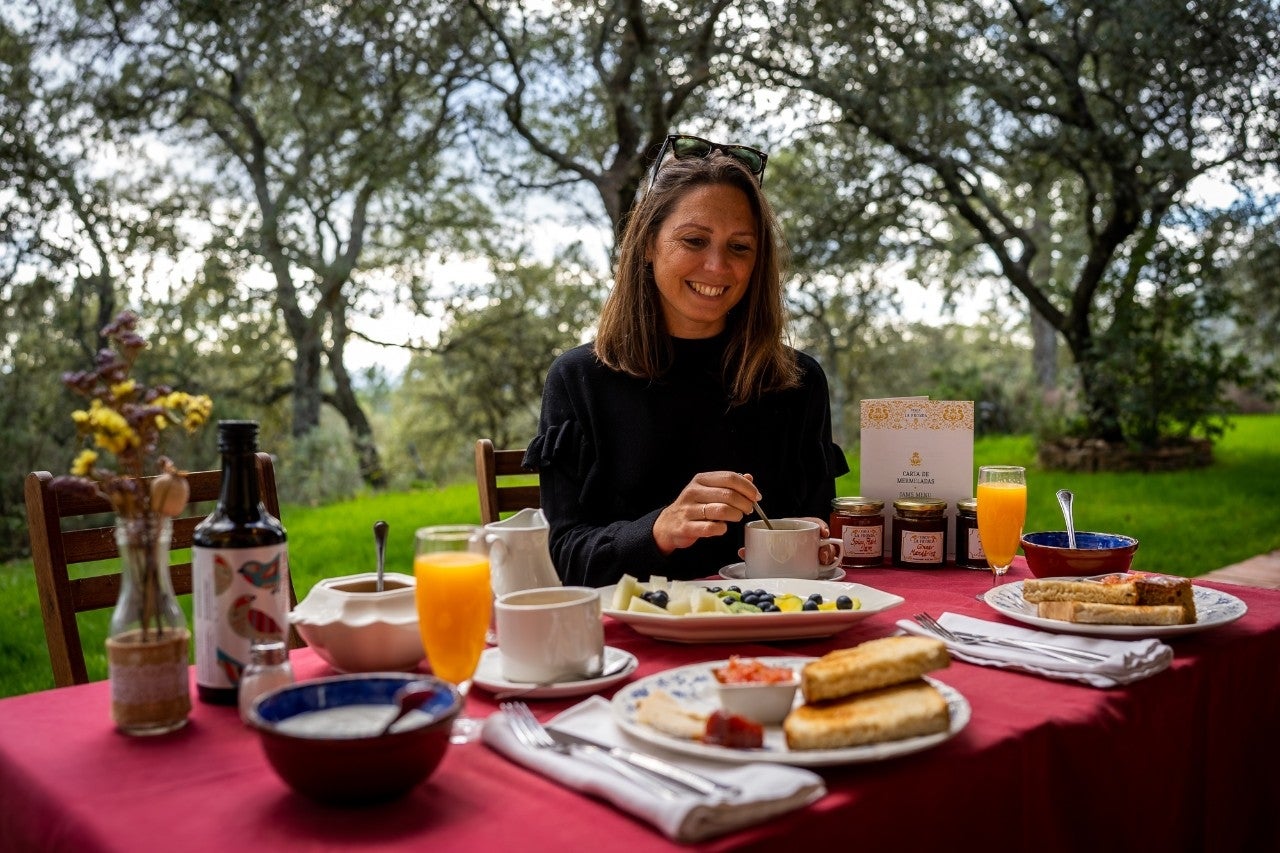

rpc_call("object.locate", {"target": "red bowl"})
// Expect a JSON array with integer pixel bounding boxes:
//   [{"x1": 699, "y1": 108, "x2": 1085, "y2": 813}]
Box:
[
  {"x1": 1020, "y1": 531, "x2": 1139, "y2": 578},
  {"x1": 248, "y1": 673, "x2": 460, "y2": 805}
]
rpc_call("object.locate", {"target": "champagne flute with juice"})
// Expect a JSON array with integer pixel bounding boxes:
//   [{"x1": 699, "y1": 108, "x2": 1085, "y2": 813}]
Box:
[
  {"x1": 414, "y1": 525, "x2": 491, "y2": 744},
  {"x1": 975, "y1": 466, "x2": 1027, "y2": 599}
]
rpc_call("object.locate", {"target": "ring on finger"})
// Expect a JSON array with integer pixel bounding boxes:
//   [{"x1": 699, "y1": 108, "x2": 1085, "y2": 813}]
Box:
[{"x1": 701, "y1": 503, "x2": 708, "y2": 521}]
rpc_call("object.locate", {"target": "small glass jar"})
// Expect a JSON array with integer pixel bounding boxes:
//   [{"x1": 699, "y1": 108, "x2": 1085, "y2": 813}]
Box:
[
  {"x1": 891, "y1": 498, "x2": 948, "y2": 568},
  {"x1": 830, "y1": 497, "x2": 886, "y2": 568},
  {"x1": 954, "y1": 497, "x2": 988, "y2": 569},
  {"x1": 238, "y1": 640, "x2": 295, "y2": 724}
]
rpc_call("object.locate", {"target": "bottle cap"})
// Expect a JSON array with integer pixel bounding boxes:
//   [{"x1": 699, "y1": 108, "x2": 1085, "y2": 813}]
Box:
[{"x1": 217, "y1": 420, "x2": 259, "y2": 452}]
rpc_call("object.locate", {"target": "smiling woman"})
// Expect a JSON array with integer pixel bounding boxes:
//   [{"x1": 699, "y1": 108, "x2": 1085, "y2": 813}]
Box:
[{"x1": 523, "y1": 141, "x2": 849, "y2": 588}]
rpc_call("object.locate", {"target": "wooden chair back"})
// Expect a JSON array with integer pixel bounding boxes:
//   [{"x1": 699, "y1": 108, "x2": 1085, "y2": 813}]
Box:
[
  {"x1": 24, "y1": 452, "x2": 298, "y2": 687},
  {"x1": 475, "y1": 439, "x2": 540, "y2": 525}
]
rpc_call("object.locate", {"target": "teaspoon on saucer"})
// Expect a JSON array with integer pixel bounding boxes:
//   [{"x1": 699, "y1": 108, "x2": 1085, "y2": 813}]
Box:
[{"x1": 493, "y1": 656, "x2": 631, "y2": 701}]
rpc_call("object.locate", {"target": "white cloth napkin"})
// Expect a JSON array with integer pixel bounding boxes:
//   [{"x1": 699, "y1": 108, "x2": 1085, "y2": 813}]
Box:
[
  {"x1": 482, "y1": 696, "x2": 826, "y2": 842},
  {"x1": 897, "y1": 612, "x2": 1174, "y2": 688}
]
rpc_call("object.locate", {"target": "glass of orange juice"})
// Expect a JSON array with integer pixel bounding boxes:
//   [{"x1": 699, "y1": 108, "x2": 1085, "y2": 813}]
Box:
[
  {"x1": 975, "y1": 466, "x2": 1027, "y2": 599},
  {"x1": 414, "y1": 525, "x2": 491, "y2": 744}
]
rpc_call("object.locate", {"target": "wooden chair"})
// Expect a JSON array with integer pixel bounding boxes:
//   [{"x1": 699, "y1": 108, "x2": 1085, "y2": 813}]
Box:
[
  {"x1": 475, "y1": 439, "x2": 540, "y2": 525},
  {"x1": 24, "y1": 452, "x2": 299, "y2": 687}
]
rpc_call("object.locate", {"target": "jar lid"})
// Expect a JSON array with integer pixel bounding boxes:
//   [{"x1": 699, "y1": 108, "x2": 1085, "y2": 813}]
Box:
[
  {"x1": 832, "y1": 497, "x2": 885, "y2": 514},
  {"x1": 892, "y1": 498, "x2": 947, "y2": 515},
  {"x1": 956, "y1": 497, "x2": 978, "y2": 513}
]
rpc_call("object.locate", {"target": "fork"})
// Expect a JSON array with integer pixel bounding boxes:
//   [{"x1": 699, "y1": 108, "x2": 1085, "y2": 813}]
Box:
[
  {"x1": 913, "y1": 612, "x2": 1109, "y2": 664},
  {"x1": 500, "y1": 702, "x2": 680, "y2": 799}
]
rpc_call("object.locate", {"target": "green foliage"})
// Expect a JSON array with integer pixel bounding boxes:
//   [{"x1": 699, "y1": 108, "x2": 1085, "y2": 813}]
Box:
[
  {"x1": 1076, "y1": 219, "x2": 1276, "y2": 448},
  {"x1": 276, "y1": 416, "x2": 365, "y2": 507},
  {"x1": 386, "y1": 247, "x2": 604, "y2": 486}
]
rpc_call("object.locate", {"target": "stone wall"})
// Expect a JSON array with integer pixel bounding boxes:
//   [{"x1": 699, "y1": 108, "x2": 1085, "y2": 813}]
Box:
[{"x1": 1037, "y1": 438, "x2": 1214, "y2": 473}]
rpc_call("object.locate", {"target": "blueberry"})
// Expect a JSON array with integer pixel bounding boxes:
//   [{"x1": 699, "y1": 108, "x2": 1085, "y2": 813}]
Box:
[
  {"x1": 836, "y1": 595, "x2": 853, "y2": 610},
  {"x1": 808, "y1": 593, "x2": 824, "y2": 602},
  {"x1": 729, "y1": 586, "x2": 742, "y2": 593},
  {"x1": 802, "y1": 600, "x2": 820, "y2": 611}
]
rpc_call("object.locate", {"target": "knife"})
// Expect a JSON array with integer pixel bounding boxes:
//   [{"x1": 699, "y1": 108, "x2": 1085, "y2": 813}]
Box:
[{"x1": 546, "y1": 727, "x2": 741, "y2": 798}]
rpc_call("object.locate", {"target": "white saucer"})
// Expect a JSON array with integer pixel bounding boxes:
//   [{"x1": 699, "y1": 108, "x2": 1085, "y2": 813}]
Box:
[
  {"x1": 718, "y1": 562, "x2": 846, "y2": 583},
  {"x1": 472, "y1": 646, "x2": 638, "y2": 699}
]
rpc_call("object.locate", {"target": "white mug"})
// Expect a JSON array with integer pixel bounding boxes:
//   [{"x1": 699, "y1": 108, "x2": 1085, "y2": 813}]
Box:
[
  {"x1": 744, "y1": 518, "x2": 842, "y2": 580},
  {"x1": 494, "y1": 586, "x2": 604, "y2": 684}
]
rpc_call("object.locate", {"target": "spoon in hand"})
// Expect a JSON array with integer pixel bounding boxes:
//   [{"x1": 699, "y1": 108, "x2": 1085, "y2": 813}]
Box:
[
  {"x1": 1056, "y1": 489, "x2": 1078, "y2": 550},
  {"x1": 374, "y1": 520, "x2": 388, "y2": 592},
  {"x1": 751, "y1": 499, "x2": 775, "y2": 530}
]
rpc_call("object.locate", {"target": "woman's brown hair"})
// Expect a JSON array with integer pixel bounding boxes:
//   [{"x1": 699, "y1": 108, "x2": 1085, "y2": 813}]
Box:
[{"x1": 595, "y1": 153, "x2": 800, "y2": 405}]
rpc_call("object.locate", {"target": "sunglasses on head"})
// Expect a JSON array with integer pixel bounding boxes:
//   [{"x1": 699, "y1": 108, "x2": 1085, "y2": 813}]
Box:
[{"x1": 644, "y1": 134, "x2": 769, "y2": 194}]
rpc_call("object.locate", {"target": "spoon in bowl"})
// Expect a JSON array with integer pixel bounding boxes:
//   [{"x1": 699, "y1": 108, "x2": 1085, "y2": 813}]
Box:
[
  {"x1": 379, "y1": 680, "x2": 445, "y2": 736},
  {"x1": 374, "y1": 520, "x2": 388, "y2": 592},
  {"x1": 1056, "y1": 489, "x2": 1078, "y2": 550}
]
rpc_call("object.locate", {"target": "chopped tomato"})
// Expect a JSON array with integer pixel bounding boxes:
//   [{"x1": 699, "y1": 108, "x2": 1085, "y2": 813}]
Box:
[
  {"x1": 702, "y1": 710, "x2": 764, "y2": 748},
  {"x1": 711, "y1": 656, "x2": 796, "y2": 685}
]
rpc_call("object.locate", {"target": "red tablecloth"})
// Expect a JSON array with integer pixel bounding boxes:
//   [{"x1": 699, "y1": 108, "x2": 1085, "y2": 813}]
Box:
[{"x1": 2, "y1": 563, "x2": 1279, "y2": 852}]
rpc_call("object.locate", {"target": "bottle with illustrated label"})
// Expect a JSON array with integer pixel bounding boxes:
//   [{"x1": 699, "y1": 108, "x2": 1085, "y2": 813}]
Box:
[{"x1": 192, "y1": 421, "x2": 289, "y2": 705}]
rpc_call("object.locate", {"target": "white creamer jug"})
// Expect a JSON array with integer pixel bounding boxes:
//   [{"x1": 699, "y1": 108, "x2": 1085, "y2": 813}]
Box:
[{"x1": 484, "y1": 508, "x2": 561, "y2": 597}]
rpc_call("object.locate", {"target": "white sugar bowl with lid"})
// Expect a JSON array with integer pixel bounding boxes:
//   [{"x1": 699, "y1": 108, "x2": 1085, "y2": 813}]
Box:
[{"x1": 289, "y1": 573, "x2": 426, "y2": 673}]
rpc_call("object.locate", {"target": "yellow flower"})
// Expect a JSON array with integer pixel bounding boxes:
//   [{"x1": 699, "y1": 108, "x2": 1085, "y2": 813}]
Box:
[
  {"x1": 72, "y1": 409, "x2": 89, "y2": 426},
  {"x1": 110, "y1": 379, "x2": 137, "y2": 399},
  {"x1": 71, "y1": 449, "x2": 98, "y2": 476},
  {"x1": 87, "y1": 401, "x2": 140, "y2": 455}
]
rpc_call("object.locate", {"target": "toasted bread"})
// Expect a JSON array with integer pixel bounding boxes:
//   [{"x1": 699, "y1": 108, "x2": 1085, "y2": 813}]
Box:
[
  {"x1": 783, "y1": 679, "x2": 950, "y2": 750},
  {"x1": 1022, "y1": 576, "x2": 1139, "y2": 605},
  {"x1": 800, "y1": 636, "x2": 949, "y2": 704},
  {"x1": 1036, "y1": 600, "x2": 1186, "y2": 626},
  {"x1": 1133, "y1": 575, "x2": 1196, "y2": 624}
]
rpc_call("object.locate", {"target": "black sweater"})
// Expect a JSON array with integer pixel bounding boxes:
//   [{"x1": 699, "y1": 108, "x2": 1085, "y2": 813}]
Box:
[{"x1": 524, "y1": 335, "x2": 848, "y2": 586}]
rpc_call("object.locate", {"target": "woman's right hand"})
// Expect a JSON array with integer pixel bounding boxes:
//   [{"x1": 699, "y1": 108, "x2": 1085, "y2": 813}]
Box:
[{"x1": 652, "y1": 471, "x2": 761, "y2": 555}]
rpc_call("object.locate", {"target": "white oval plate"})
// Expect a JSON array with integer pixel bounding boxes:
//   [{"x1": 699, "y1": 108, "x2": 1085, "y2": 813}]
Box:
[
  {"x1": 718, "y1": 562, "x2": 846, "y2": 582},
  {"x1": 611, "y1": 657, "x2": 969, "y2": 767},
  {"x1": 472, "y1": 646, "x2": 638, "y2": 698},
  {"x1": 984, "y1": 579, "x2": 1248, "y2": 638},
  {"x1": 600, "y1": 579, "x2": 904, "y2": 643}
]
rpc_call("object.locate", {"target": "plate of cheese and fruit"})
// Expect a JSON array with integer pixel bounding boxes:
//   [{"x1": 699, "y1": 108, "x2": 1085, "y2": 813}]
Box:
[{"x1": 600, "y1": 574, "x2": 904, "y2": 643}]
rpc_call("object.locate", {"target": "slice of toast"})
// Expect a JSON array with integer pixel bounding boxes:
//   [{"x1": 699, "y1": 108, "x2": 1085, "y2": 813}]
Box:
[
  {"x1": 1036, "y1": 600, "x2": 1186, "y2": 626},
  {"x1": 800, "y1": 636, "x2": 949, "y2": 704},
  {"x1": 784, "y1": 679, "x2": 950, "y2": 750},
  {"x1": 1133, "y1": 575, "x2": 1196, "y2": 624},
  {"x1": 1022, "y1": 576, "x2": 1139, "y2": 605}
]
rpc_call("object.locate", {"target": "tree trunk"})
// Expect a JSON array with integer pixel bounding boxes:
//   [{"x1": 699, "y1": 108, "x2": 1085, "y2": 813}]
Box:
[
  {"x1": 291, "y1": 331, "x2": 324, "y2": 438},
  {"x1": 1030, "y1": 309, "x2": 1058, "y2": 392}
]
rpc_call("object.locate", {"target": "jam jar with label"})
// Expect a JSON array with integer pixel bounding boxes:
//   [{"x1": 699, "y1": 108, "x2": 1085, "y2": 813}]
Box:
[
  {"x1": 830, "y1": 497, "x2": 886, "y2": 568},
  {"x1": 954, "y1": 497, "x2": 988, "y2": 569},
  {"x1": 891, "y1": 498, "x2": 948, "y2": 568}
]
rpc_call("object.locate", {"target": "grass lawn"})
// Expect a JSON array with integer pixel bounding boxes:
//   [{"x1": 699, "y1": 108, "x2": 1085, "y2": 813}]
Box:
[{"x1": 2, "y1": 413, "x2": 1277, "y2": 698}]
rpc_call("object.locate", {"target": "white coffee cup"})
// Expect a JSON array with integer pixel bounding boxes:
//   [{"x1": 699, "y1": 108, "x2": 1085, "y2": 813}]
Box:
[
  {"x1": 494, "y1": 586, "x2": 604, "y2": 684},
  {"x1": 744, "y1": 518, "x2": 842, "y2": 580}
]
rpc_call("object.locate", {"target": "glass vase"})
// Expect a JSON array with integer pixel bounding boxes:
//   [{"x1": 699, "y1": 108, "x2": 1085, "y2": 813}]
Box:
[{"x1": 106, "y1": 515, "x2": 192, "y2": 735}]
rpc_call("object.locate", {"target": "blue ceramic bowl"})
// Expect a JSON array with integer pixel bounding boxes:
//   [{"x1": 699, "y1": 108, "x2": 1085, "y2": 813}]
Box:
[
  {"x1": 248, "y1": 673, "x2": 460, "y2": 805},
  {"x1": 1020, "y1": 531, "x2": 1139, "y2": 578}
]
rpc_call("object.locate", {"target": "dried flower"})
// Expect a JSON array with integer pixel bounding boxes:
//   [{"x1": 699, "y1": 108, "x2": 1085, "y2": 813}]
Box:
[{"x1": 51, "y1": 310, "x2": 213, "y2": 520}]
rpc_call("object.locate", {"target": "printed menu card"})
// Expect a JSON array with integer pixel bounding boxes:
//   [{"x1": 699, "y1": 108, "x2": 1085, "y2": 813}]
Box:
[{"x1": 859, "y1": 398, "x2": 975, "y2": 560}]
